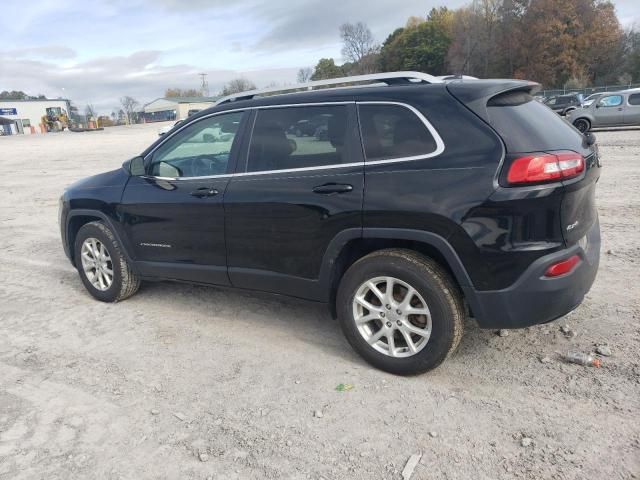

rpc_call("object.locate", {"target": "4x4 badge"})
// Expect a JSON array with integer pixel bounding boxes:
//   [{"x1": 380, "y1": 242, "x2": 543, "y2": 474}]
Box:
[{"x1": 566, "y1": 221, "x2": 580, "y2": 231}]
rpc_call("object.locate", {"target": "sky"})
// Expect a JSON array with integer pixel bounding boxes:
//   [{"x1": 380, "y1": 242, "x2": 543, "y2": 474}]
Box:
[{"x1": 1, "y1": 0, "x2": 638, "y2": 114}]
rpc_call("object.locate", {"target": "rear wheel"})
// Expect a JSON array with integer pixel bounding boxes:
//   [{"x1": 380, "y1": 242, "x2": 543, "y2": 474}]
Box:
[
  {"x1": 337, "y1": 249, "x2": 464, "y2": 375},
  {"x1": 573, "y1": 118, "x2": 590, "y2": 133},
  {"x1": 74, "y1": 221, "x2": 140, "y2": 302}
]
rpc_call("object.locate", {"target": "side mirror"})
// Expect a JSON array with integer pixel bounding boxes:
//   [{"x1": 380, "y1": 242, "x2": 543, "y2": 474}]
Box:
[{"x1": 126, "y1": 156, "x2": 146, "y2": 176}]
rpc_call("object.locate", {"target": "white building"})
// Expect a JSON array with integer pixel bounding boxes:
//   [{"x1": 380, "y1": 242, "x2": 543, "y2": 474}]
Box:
[
  {"x1": 0, "y1": 98, "x2": 71, "y2": 134},
  {"x1": 142, "y1": 96, "x2": 218, "y2": 122}
]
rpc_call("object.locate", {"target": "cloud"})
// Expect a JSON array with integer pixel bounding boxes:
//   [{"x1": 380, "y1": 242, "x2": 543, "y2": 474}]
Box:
[
  {"x1": 4, "y1": 46, "x2": 77, "y2": 59},
  {"x1": 0, "y1": 49, "x2": 297, "y2": 113}
]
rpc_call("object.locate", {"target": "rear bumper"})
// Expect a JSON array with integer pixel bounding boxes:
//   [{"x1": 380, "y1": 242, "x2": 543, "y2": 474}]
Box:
[{"x1": 465, "y1": 218, "x2": 600, "y2": 329}]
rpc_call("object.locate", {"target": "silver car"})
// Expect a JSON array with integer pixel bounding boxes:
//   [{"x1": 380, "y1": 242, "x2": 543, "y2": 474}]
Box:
[{"x1": 568, "y1": 90, "x2": 640, "y2": 132}]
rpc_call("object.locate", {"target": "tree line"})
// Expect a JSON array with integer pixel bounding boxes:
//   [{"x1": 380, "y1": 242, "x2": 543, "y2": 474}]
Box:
[{"x1": 304, "y1": 0, "x2": 640, "y2": 89}]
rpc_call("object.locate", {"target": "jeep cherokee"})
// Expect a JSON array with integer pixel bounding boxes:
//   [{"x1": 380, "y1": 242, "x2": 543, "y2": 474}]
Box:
[{"x1": 59, "y1": 72, "x2": 601, "y2": 375}]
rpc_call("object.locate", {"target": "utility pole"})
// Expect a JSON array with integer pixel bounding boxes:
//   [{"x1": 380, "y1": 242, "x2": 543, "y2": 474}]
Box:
[{"x1": 199, "y1": 73, "x2": 209, "y2": 97}]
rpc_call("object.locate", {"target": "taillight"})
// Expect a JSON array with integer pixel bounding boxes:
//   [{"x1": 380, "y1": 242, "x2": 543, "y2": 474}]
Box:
[
  {"x1": 544, "y1": 255, "x2": 580, "y2": 277},
  {"x1": 507, "y1": 151, "x2": 584, "y2": 185}
]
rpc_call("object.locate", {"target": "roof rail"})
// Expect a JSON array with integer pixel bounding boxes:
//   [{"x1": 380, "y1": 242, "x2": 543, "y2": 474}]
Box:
[{"x1": 215, "y1": 71, "x2": 442, "y2": 105}]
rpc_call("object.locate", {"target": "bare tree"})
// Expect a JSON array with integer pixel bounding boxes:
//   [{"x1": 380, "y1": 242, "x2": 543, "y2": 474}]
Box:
[
  {"x1": 297, "y1": 67, "x2": 314, "y2": 83},
  {"x1": 340, "y1": 22, "x2": 379, "y2": 68},
  {"x1": 120, "y1": 96, "x2": 139, "y2": 125},
  {"x1": 221, "y1": 78, "x2": 257, "y2": 96},
  {"x1": 84, "y1": 104, "x2": 96, "y2": 120}
]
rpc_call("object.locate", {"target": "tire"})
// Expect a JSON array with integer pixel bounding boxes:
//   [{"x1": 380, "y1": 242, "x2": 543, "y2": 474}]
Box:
[
  {"x1": 336, "y1": 249, "x2": 464, "y2": 375},
  {"x1": 573, "y1": 118, "x2": 591, "y2": 133},
  {"x1": 74, "y1": 221, "x2": 140, "y2": 302}
]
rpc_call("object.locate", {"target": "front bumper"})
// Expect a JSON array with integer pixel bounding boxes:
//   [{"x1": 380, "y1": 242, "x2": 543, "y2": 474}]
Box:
[{"x1": 465, "y1": 218, "x2": 600, "y2": 329}]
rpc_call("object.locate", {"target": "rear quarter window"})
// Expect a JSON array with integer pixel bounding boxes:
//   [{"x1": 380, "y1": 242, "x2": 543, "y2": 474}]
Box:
[
  {"x1": 487, "y1": 94, "x2": 585, "y2": 153},
  {"x1": 628, "y1": 94, "x2": 640, "y2": 106},
  {"x1": 358, "y1": 104, "x2": 440, "y2": 161}
]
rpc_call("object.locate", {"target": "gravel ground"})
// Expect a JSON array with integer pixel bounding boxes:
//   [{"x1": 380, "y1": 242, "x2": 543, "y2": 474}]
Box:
[{"x1": 0, "y1": 124, "x2": 638, "y2": 480}]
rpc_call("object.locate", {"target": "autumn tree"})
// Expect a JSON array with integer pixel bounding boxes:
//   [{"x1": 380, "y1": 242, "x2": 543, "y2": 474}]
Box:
[{"x1": 378, "y1": 8, "x2": 453, "y2": 75}]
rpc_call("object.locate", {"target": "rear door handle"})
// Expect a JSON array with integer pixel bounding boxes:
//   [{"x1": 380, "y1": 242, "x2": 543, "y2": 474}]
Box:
[
  {"x1": 312, "y1": 183, "x2": 353, "y2": 194},
  {"x1": 191, "y1": 187, "x2": 219, "y2": 198}
]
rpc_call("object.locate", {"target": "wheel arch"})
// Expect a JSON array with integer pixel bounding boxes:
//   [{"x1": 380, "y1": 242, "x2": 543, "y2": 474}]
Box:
[
  {"x1": 66, "y1": 210, "x2": 133, "y2": 267},
  {"x1": 323, "y1": 228, "x2": 476, "y2": 318}
]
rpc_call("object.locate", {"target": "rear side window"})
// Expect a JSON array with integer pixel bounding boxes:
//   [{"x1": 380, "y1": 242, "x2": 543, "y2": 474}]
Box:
[
  {"x1": 358, "y1": 104, "x2": 438, "y2": 161},
  {"x1": 628, "y1": 94, "x2": 640, "y2": 106},
  {"x1": 247, "y1": 105, "x2": 348, "y2": 172},
  {"x1": 487, "y1": 93, "x2": 584, "y2": 152}
]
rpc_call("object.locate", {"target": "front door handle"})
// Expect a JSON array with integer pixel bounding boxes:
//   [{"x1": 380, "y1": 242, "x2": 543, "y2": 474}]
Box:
[
  {"x1": 191, "y1": 187, "x2": 219, "y2": 198},
  {"x1": 312, "y1": 183, "x2": 353, "y2": 194}
]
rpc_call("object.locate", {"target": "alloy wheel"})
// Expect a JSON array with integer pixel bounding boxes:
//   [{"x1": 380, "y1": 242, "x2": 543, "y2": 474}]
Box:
[
  {"x1": 80, "y1": 237, "x2": 114, "y2": 291},
  {"x1": 352, "y1": 276, "x2": 432, "y2": 358}
]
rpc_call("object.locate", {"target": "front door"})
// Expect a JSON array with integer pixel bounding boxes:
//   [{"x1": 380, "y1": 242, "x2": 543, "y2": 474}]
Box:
[
  {"x1": 119, "y1": 110, "x2": 247, "y2": 285},
  {"x1": 593, "y1": 94, "x2": 624, "y2": 126},
  {"x1": 224, "y1": 103, "x2": 364, "y2": 300}
]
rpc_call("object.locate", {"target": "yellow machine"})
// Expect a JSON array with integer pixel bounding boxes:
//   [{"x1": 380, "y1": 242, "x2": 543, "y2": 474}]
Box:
[{"x1": 41, "y1": 107, "x2": 70, "y2": 132}]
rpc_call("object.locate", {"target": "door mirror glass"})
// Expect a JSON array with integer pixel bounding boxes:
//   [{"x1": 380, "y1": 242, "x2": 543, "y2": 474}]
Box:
[{"x1": 128, "y1": 156, "x2": 146, "y2": 176}]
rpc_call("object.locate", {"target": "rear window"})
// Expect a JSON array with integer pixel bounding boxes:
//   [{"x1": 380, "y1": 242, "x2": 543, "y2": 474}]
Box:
[
  {"x1": 628, "y1": 94, "x2": 640, "y2": 106},
  {"x1": 358, "y1": 104, "x2": 438, "y2": 161},
  {"x1": 247, "y1": 105, "x2": 348, "y2": 173},
  {"x1": 487, "y1": 93, "x2": 584, "y2": 152}
]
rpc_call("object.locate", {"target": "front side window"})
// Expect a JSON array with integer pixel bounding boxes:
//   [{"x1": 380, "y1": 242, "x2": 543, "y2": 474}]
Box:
[
  {"x1": 628, "y1": 94, "x2": 640, "y2": 106},
  {"x1": 358, "y1": 104, "x2": 438, "y2": 161},
  {"x1": 599, "y1": 95, "x2": 623, "y2": 107},
  {"x1": 150, "y1": 111, "x2": 243, "y2": 178},
  {"x1": 247, "y1": 105, "x2": 348, "y2": 172}
]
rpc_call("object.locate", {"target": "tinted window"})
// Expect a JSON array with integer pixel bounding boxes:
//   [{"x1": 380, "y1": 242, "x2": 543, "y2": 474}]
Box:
[
  {"x1": 359, "y1": 104, "x2": 437, "y2": 161},
  {"x1": 247, "y1": 105, "x2": 348, "y2": 172},
  {"x1": 599, "y1": 95, "x2": 622, "y2": 107},
  {"x1": 150, "y1": 111, "x2": 243, "y2": 178},
  {"x1": 487, "y1": 95, "x2": 584, "y2": 152},
  {"x1": 628, "y1": 93, "x2": 640, "y2": 106}
]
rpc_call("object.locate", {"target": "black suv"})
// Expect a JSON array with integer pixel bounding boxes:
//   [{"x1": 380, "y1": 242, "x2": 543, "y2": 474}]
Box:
[
  {"x1": 543, "y1": 93, "x2": 584, "y2": 116},
  {"x1": 59, "y1": 73, "x2": 601, "y2": 375}
]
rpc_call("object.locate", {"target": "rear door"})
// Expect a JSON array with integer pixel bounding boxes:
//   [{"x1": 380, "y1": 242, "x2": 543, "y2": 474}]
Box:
[
  {"x1": 624, "y1": 93, "x2": 640, "y2": 125},
  {"x1": 593, "y1": 94, "x2": 624, "y2": 126},
  {"x1": 224, "y1": 103, "x2": 364, "y2": 300},
  {"x1": 119, "y1": 110, "x2": 247, "y2": 285}
]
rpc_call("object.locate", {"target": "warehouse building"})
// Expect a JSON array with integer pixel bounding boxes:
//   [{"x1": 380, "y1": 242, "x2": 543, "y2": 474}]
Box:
[
  {"x1": 142, "y1": 96, "x2": 218, "y2": 122},
  {"x1": 0, "y1": 98, "x2": 72, "y2": 134}
]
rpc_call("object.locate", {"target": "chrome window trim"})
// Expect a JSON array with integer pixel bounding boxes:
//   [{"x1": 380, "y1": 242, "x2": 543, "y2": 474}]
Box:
[
  {"x1": 357, "y1": 101, "x2": 445, "y2": 164},
  {"x1": 142, "y1": 101, "x2": 445, "y2": 181}
]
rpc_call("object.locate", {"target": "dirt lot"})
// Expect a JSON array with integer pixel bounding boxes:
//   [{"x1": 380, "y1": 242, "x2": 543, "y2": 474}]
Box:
[{"x1": 0, "y1": 124, "x2": 638, "y2": 480}]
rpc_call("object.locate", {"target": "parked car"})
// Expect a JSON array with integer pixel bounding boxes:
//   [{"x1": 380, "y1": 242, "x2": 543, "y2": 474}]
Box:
[
  {"x1": 59, "y1": 72, "x2": 601, "y2": 375},
  {"x1": 568, "y1": 90, "x2": 640, "y2": 132},
  {"x1": 583, "y1": 92, "x2": 604, "y2": 107},
  {"x1": 544, "y1": 93, "x2": 583, "y2": 115},
  {"x1": 158, "y1": 119, "x2": 184, "y2": 136},
  {"x1": 543, "y1": 93, "x2": 584, "y2": 115},
  {"x1": 290, "y1": 114, "x2": 331, "y2": 137}
]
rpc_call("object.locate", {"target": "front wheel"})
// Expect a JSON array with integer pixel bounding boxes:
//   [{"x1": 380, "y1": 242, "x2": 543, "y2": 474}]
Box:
[
  {"x1": 573, "y1": 118, "x2": 591, "y2": 133},
  {"x1": 74, "y1": 221, "x2": 140, "y2": 302},
  {"x1": 337, "y1": 249, "x2": 464, "y2": 375}
]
